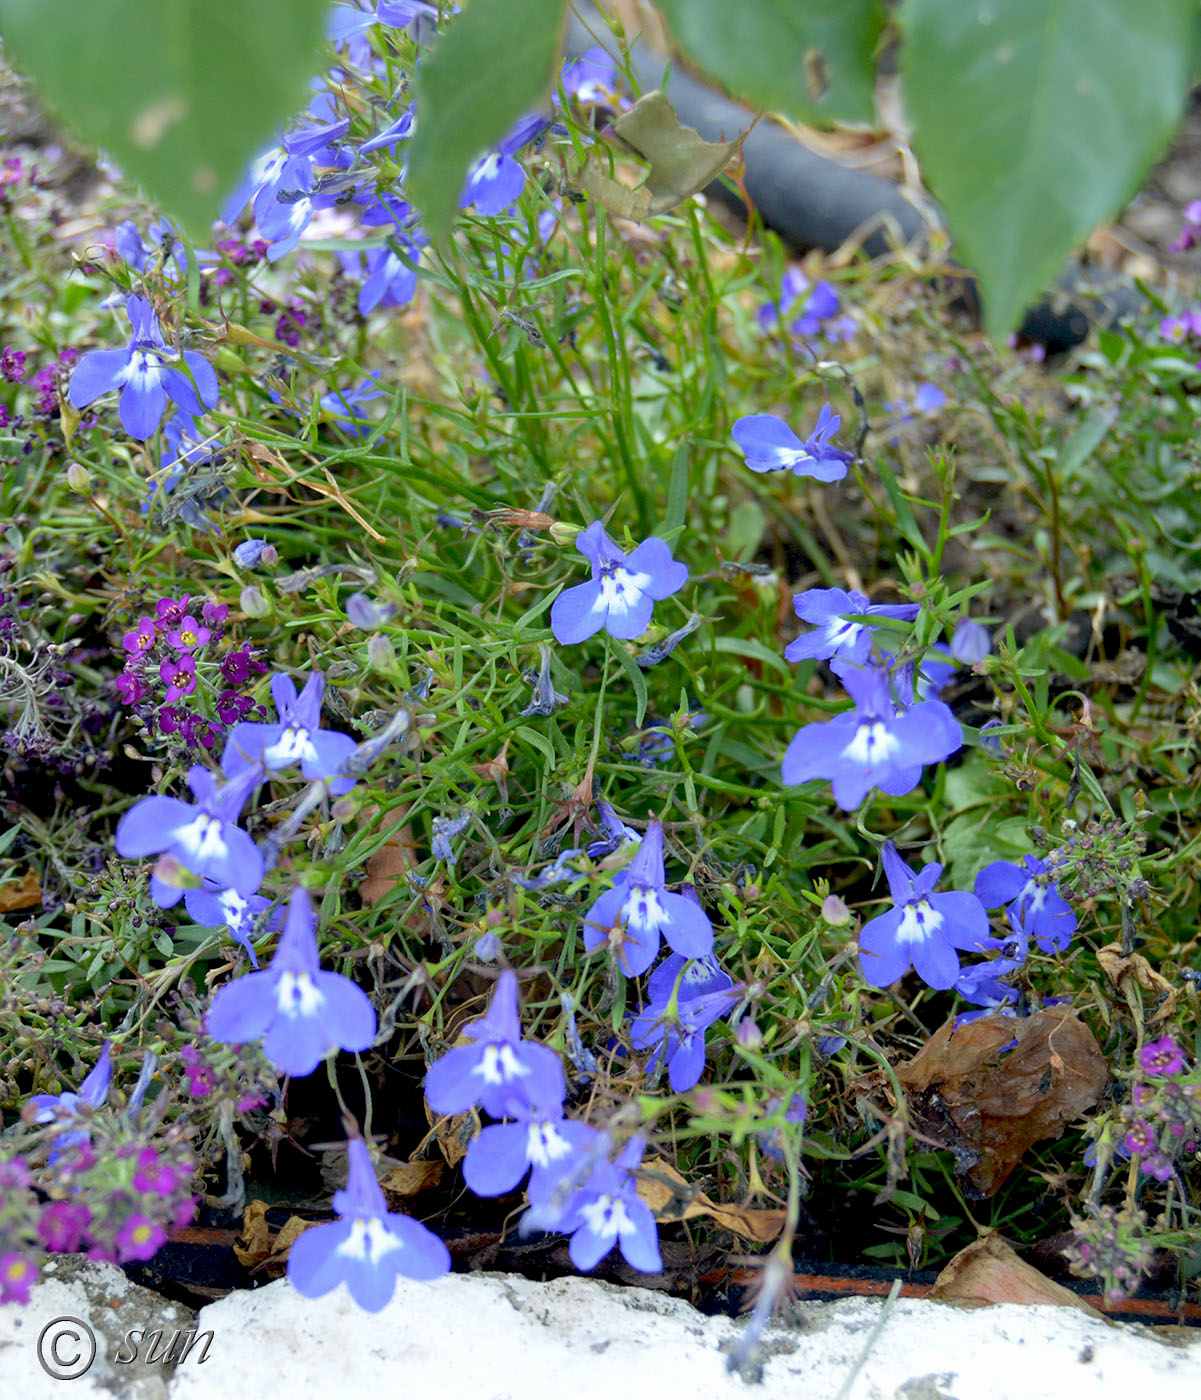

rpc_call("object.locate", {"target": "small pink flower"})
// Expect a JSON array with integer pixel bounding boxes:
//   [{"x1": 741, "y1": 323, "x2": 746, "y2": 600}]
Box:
[
  {"x1": 1140, "y1": 1036, "x2": 1185, "y2": 1078},
  {"x1": 167, "y1": 617, "x2": 212, "y2": 652},
  {"x1": 115, "y1": 672, "x2": 145, "y2": 705},
  {"x1": 133, "y1": 1147, "x2": 179, "y2": 1197},
  {"x1": 159, "y1": 653, "x2": 197, "y2": 702},
  {"x1": 0, "y1": 1251, "x2": 38, "y2": 1304},
  {"x1": 115, "y1": 1214, "x2": 166, "y2": 1262},
  {"x1": 123, "y1": 617, "x2": 158, "y2": 655},
  {"x1": 155, "y1": 594, "x2": 190, "y2": 628}
]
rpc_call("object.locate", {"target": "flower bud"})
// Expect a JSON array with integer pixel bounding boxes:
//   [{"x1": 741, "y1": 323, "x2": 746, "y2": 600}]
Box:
[
  {"x1": 239, "y1": 584, "x2": 271, "y2": 618},
  {"x1": 65, "y1": 462, "x2": 91, "y2": 494}
]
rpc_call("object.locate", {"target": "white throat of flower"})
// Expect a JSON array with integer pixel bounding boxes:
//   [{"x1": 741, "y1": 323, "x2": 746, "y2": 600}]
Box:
[
  {"x1": 527, "y1": 1120, "x2": 573, "y2": 1169},
  {"x1": 895, "y1": 899, "x2": 943, "y2": 945},
  {"x1": 621, "y1": 882, "x2": 667, "y2": 935},
  {"x1": 472, "y1": 1042, "x2": 529, "y2": 1086},
  {"x1": 175, "y1": 813, "x2": 229, "y2": 863},
  {"x1": 578, "y1": 1193, "x2": 634, "y2": 1241},
  {"x1": 335, "y1": 1216, "x2": 403, "y2": 1266},
  {"x1": 276, "y1": 970, "x2": 325, "y2": 1018},
  {"x1": 592, "y1": 565, "x2": 652, "y2": 619},
  {"x1": 264, "y1": 725, "x2": 319, "y2": 767},
  {"x1": 842, "y1": 720, "x2": 901, "y2": 767}
]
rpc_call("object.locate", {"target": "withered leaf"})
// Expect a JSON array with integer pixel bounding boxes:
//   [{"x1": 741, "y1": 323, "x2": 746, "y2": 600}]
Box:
[
  {"x1": 380, "y1": 1158, "x2": 444, "y2": 1199},
  {"x1": 896, "y1": 1007, "x2": 1107, "y2": 1196},
  {"x1": 578, "y1": 90, "x2": 743, "y2": 220},
  {"x1": 636, "y1": 1156, "x2": 785, "y2": 1244},
  {"x1": 0, "y1": 868, "x2": 42, "y2": 913},
  {"x1": 233, "y1": 1199, "x2": 317, "y2": 1275},
  {"x1": 1096, "y1": 943, "x2": 1178, "y2": 1025},
  {"x1": 931, "y1": 1233, "x2": 1100, "y2": 1314}
]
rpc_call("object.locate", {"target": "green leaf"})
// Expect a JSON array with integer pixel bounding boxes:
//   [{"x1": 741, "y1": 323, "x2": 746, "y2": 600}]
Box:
[
  {"x1": 408, "y1": 0, "x2": 568, "y2": 246},
  {"x1": 901, "y1": 0, "x2": 1198, "y2": 336},
  {"x1": 0, "y1": 0, "x2": 329, "y2": 235},
  {"x1": 655, "y1": 0, "x2": 885, "y2": 125}
]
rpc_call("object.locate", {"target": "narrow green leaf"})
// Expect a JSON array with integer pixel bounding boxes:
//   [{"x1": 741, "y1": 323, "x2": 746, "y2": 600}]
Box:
[
  {"x1": 0, "y1": 0, "x2": 328, "y2": 235},
  {"x1": 611, "y1": 642, "x2": 651, "y2": 727},
  {"x1": 408, "y1": 0, "x2": 568, "y2": 246},
  {"x1": 662, "y1": 438, "x2": 691, "y2": 537},
  {"x1": 901, "y1": 0, "x2": 1198, "y2": 336},
  {"x1": 655, "y1": 0, "x2": 885, "y2": 125}
]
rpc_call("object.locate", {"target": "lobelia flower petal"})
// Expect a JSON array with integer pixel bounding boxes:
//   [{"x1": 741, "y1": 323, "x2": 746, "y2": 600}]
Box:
[
  {"x1": 262, "y1": 1015, "x2": 331, "y2": 1077},
  {"x1": 313, "y1": 971, "x2": 376, "y2": 1052},
  {"x1": 601, "y1": 587, "x2": 655, "y2": 641},
  {"x1": 119, "y1": 377, "x2": 168, "y2": 439},
  {"x1": 879, "y1": 842, "x2": 916, "y2": 903},
  {"x1": 657, "y1": 890, "x2": 713, "y2": 958},
  {"x1": 385, "y1": 1215, "x2": 451, "y2": 1280},
  {"x1": 552, "y1": 580, "x2": 609, "y2": 644},
  {"x1": 286, "y1": 1219, "x2": 359, "y2": 1299},
  {"x1": 617, "y1": 1198, "x2": 662, "y2": 1272},
  {"x1": 731, "y1": 414, "x2": 805, "y2": 471},
  {"x1": 115, "y1": 795, "x2": 197, "y2": 856},
  {"x1": 68, "y1": 349, "x2": 131, "y2": 408},
  {"x1": 622, "y1": 538, "x2": 688, "y2": 600},
  {"x1": 909, "y1": 933, "x2": 962, "y2": 991},
  {"x1": 974, "y1": 860, "x2": 1029, "y2": 907},
  {"x1": 929, "y1": 890, "x2": 992, "y2": 952},
  {"x1": 424, "y1": 1042, "x2": 490, "y2": 1114},
  {"x1": 857, "y1": 907, "x2": 909, "y2": 986},
  {"x1": 180, "y1": 351, "x2": 219, "y2": 409},
  {"x1": 206, "y1": 971, "x2": 278, "y2": 1043},
  {"x1": 581, "y1": 885, "x2": 626, "y2": 952},
  {"x1": 780, "y1": 712, "x2": 857, "y2": 788},
  {"x1": 463, "y1": 1122, "x2": 531, "y2": 1195},
  {"x1": 667, "y1": 1033, "x2": 707, "y2": 1092},
  {"x1": 866, "y1": 760, "x2": 923, "y2": 803},
  {"x1": 221, "y1": 722, "x2": 281, "y2": 775}
]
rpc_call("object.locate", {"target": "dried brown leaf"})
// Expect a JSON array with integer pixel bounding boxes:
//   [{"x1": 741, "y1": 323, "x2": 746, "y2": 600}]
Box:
[
  {"x1": 380, "y1": 1159, "x2": 444, "y2": 1199},
  {"x1": 1096, "y1": 943, "x2": 1178, "y2": 1025},
  {"x1": 931, "y1": 1233, "x2": 1100, "y2": 1314},
  {"x1": 637, "y1": 1157, "x2": 785, "y2": 1244},
  {"x1": 0, "y1": 868, "x2": 42, "y2": 913},
  {"x1": 233, "y1": 1199, "x2": 272, "y2": 1268},
  {"x1": 896, "y1": 1006, "x2": 1108, "y2": 1195}
]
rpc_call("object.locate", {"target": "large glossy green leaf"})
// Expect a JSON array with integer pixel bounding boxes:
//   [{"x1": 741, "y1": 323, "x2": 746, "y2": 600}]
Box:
[
  {"x1": 0, "y1": 0, "x2": 328, "y2": 235},
  {"x1": 654, "y1": 0, "x2": 885, "y2": 126},
  {"x1": 901, "y1": 0, "x2": 1199, "y2": 337},
  {"x1": 407, "y1": 0, "x2": 568, "y2": 246}
]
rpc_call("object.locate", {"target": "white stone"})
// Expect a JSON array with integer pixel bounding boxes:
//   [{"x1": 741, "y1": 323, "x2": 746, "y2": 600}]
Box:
[
  {"x1": 166, "y1": 1269, "x2": 1201, "y2": 1400},
  {"x1": 0, "y1": 1254, "x2": 196, "y2": 1399}
]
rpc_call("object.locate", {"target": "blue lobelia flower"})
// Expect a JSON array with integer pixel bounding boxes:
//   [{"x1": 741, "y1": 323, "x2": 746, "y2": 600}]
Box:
[
  {"x1": 954, "y1": 956, "x2": 1022, "y2": 1024},
  {"x1": 460, "y1": 150, "x2": 526, "y2": 216},
  {"x1": 731, "y1": 404, "x2": 852, "y2": 481},
  {"x1": 116, "y1": 763, "x2": 264, "y2": 895},
  {"x1": 221, "y1": 669, "x2": 358, "y2": 795},
  {"x1": 858, "y1": 842, "x2": 990, "y2": 990},
  {"x1": 582, "y1": 819, "x2": 713, "y2": 977},
  {"x1": 781, "y1": 660, "x2": 962, "y2": 810},
  {"x1": 288, "y1": 1136, "x2": 449, "y2": 1311},
  {"x1": 630, "y1": 951, "x2": 740, "y2": 1091},
  {"x1": 529, "y1": 1137, "x2": 661, "y2": 1273},
  {"x1": 29, "y1": 1043, "x2": 113, "y2": 1163},
  {"x1": 206, "y1": 886, "x2": 377, "y2": 1077},
  {"x1": 974, "y1": 854, "x2": 1075, "y2": 954},
  {"x1": 463, "y1": 1101, "x2": 601, "y2": 1198},
  {"x1": 551, "y1": 521, "x2": 688, "y2": 645},
  {"x1": 424, "y1": 971, "x2": 565, "y2": 1118},
  {"x1": 784, "y1": 586, "x2": 919, "y2": 665},
  {"x1": 68, "y1": 295, "x2": 219, "y2": 440}
]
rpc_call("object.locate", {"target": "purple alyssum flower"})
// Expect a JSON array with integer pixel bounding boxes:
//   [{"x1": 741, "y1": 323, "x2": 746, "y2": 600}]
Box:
[
  {"x1": 784, "y1": 587, "x2": 919, "y2": 665},
  {"x1": 67, "y1": 295, "x2": 218, "y2": 440},
  {"x1": 206, "y1": 886, "x2": 376, "y2": 1077},
  {"x1": 287, "y1": 1136, "x2": 449, "y2": 1312},
  {"x1": 551, "y1": 521, "x2": 687, "y2": 645},
  {"x1": 1141, "y1": 1036, "x2": 1186, "y2": 1077},
  {"x1": 731, "y1": 405, "x2": 852, "y2": 481},
  {"x1": 859, "y1": 842, "x2": 990, "y2": 990},
  {"x1": 582, "y1": 819, "x2": 712, "y2": 977},
  {"x1": 424, "y1": 971, "x2": 565, "y2": 1118},
  {"x1": 781, "y1": 661, "x2": 962, "y2": 809},
  {"x1": 116, "y1": 763, "x2": 263, "y2": 895},
  {"x1": 974, "y1": 854, "x2": 1075, "y2": 954},
  {"x1": 222, "y1": 670, "x2": 358, "y2": 795}
]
